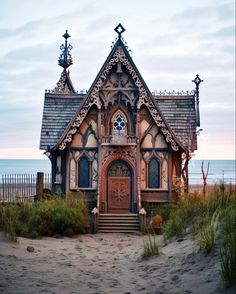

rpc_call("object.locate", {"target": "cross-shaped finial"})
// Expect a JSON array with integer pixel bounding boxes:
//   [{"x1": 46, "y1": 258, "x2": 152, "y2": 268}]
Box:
[
  {"x1": 192, "y1": 74, "x2": 203, "y2": 87},
  {"x1": 114, "y1": 23, "x2": 125, "y2": 38},
  {"x1": 62, "y1": 30, "x2": 71, "y2": 40}
]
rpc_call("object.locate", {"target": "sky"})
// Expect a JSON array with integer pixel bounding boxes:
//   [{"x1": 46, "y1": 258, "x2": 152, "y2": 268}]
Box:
[{"x1": 0, "y1": 0, "x2": 235, "y2": 160}]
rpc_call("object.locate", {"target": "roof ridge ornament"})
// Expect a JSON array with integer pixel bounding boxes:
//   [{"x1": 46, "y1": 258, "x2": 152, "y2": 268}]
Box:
[
  {"x1": 58, "y1": 30, "x2": 73, "y2": 69},
  {"x1": 114, "y1": 23, "x2": 125, "y2": 38},
  {"x1": 192, "y1": 74, "x2": 203, "y2": 127}
]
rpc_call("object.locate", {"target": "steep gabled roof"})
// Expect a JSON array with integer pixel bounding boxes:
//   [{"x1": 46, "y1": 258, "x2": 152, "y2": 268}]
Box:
[
  {"x1": 39, "y1": 93, "x2": 85, "y2": 150},
  {"x1": 54, "y1": 37, "x2": 184, "y2": 151},
  {"x1": 155, "y1": 95, "x2": 197, "y2": 150},
  {"x1": 53, "y1": 69, "x2": 76, "y2": 94}
]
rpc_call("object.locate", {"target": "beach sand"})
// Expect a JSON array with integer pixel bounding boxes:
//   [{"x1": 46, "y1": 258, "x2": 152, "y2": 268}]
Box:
[{"x1": 0, "y1": 232, "x2": 235, "y2": 294}]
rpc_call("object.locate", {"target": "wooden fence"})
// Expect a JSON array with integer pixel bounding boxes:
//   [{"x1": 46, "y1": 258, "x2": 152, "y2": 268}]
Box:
[{"x1": 0, "y1": 173, "x2": 51, "y2": 202}]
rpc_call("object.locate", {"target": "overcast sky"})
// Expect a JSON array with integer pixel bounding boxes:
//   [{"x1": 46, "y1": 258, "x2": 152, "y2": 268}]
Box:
[{"x1": 0, "y1": 0, "x2": 235, "y2": 159}]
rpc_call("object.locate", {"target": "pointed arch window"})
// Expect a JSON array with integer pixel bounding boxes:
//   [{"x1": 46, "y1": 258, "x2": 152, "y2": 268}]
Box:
[
  {"x1": 148, "y1": 158, "x2": 160, "y2": 188},
  {"x1": 78, "y1": 156, "x2": 90, "y2": 187},
  {"x1": 112, "y1": 111, "x2": 127, "y2": 136}
]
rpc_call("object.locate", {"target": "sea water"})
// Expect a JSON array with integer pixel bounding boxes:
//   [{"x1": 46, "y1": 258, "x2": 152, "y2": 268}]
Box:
[{"x1": 0, "y1": 159, "x2": 235, "y2": 184}]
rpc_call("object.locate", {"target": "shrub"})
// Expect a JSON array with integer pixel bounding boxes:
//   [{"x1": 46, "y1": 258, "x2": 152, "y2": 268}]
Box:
[
  {"x1": 152, "y1": 203, "x2": 176, "y2": 222},
  {"x1": 142, "y1": 233, "x2": 159, "y2": 258},
  {"x1": 0, "y1": 197, "x2": 89, "y2": 240},
  {"x1": 162, "y1": 213, "x2": 185, "y2": 240},
  {"x1": 0, "y1": 204, "x2": 22, "y2": 242}
]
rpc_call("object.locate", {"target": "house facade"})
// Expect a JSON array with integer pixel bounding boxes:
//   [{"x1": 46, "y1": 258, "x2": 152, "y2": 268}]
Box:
[{"x1": 40, "y1": 25, "x2": 202, "y2": 213}]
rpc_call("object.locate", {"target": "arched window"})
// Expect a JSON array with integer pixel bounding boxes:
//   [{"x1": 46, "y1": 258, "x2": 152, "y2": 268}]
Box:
[
  {"x1": 112, "y1": 111, "x2": 127, "y2": 135},
  {"x1": 78, "y1": 156, "x2": 90, "y2": 187},
  {"x1": 148, "y1": 158, "x2": 160, "y2": 188}
]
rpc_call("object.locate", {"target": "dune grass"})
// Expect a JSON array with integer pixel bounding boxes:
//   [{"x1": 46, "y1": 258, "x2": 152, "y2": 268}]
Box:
[
  {"x1": 151, "y1": 184, "x2": 236, "y2": 287},
  {"x1": 0, "y1": 197, "x2": 89, "y2": 241},
  {"x1": 142, "y1": 232, "x2": 159, "y2": 258}
]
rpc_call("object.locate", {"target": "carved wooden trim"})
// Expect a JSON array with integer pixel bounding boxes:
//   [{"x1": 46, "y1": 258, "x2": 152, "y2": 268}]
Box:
[
  {"x1": 59, "y1": 46, "x2": 179, "y2": 151},
  {"x1": 102, "y1": 146, "x2": 137, "y2": 166}
]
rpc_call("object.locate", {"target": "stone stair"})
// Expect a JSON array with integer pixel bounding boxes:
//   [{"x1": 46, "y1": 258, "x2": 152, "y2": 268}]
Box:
[{"x1": 97, "y1": 213, "x2": 140, "y2": 233}]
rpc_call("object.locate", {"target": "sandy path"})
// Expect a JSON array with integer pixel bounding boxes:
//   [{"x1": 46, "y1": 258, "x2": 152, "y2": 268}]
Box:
[{"x1": 0, "y1": 233, "x2": 234, "y2": 294}]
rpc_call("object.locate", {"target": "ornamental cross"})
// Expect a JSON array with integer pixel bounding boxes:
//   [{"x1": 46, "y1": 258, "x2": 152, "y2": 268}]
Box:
[{"x1": 114, "y1": 23, "x2": 125, "y2": 38}]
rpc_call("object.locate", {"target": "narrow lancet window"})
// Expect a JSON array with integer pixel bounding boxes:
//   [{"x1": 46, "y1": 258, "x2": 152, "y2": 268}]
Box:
[{"x1": 148, "y1": 158, "x2": 160, "y2": 188}]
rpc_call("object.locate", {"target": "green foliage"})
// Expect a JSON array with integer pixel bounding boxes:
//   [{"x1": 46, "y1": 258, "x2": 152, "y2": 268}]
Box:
[
  {"x1": 157, "y1": 185, "x2": 235, "y2": 288},
  {"x1": 163, "y1": 213, "x2": 186, "y2": 240},
  {"x1": 0, "y1": 197, "x2": 89, "y2": 241},
  {"x1": 142, "y1": 233, "x2": 159, "y2": 258},
  {"x1": 197, "y1": 211, "x2": 219, "y2": 253},
  {"x1": 220, "y1": 205, "x2": 236, "y2": 287},
  {"x1": 0, "y1": 204, "x2": 22, "y2": 242},
  {"x1": 152, "y1": 203, "x2": 176, "y2": 222}
]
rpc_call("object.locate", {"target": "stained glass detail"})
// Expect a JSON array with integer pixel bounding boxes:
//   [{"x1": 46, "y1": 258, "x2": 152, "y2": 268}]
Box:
[
  {"x1": 113, "y1": 113, "x2": 126, "y2": 132},
  {"x1": 148, "y1": 158, "x2": 160, "y2": 188},
  {"x1": 79, "y1": 156, "x2": 89, "y2": 187},
  {"x1": 108, "y1": 161, "x2": 131, "y2": 177}
]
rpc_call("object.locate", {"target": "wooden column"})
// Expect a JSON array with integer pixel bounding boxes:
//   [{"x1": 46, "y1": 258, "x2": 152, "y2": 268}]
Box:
[
  {"x1": 136, "y1": 109, "x2": 141, "y2": 211},
  {"x1": 97, "y1": 108, "x2": 102, "y2": 213}
]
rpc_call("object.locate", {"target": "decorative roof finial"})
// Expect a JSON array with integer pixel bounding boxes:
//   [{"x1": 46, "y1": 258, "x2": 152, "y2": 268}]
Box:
[
  {"x1": 58, "y1": 30, "x2": 73, "y2": 69},
  {"x1": 192, "y1": 74, "x2": 203, "y2": 127},
  {"x1": 114, "y1": 23, "x2": 125, "y2": 38}
]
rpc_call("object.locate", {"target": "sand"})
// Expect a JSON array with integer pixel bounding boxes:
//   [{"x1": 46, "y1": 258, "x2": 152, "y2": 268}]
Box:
[{"x1": 0, "y1": 232, "x2": 235, "y2": 294}]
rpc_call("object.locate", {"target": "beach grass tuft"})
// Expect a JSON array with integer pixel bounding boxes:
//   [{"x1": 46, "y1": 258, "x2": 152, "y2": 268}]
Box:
[{"x1": 142, "y1": 232, "x2": 159, "y2": 258}]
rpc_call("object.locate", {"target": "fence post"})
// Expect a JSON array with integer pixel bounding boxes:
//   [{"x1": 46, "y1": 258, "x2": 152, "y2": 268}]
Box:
[
  {"x1": 139, "y1": 208, "x2": 147, "y2": 234},
  {"x1": 91, "y1": 207, "x2": 99, "y2": 233},
  {"x1": 36, "y1": 172, "x2": 44, "y2": 200}
]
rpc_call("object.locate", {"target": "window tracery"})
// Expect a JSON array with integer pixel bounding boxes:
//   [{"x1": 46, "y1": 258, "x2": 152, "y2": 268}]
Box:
[{"x1": 113, "y1": 113, "x2": 126, "y2": 133}]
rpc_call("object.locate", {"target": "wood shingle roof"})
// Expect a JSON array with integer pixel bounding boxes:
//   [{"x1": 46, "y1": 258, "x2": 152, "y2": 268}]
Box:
[
  {"x1": 40, "y1": 93, "x2": 197, "y2": 151},
  {"x1": 155, "y1": 95, "x2": 197, "y2": 150},
  {"x1": 39, "y1": 93, "x2": 84, "y2": 150}
]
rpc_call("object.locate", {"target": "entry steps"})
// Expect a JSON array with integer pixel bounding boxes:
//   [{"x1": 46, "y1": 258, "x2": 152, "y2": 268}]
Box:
[{"x1": 98, "y1": 213, "x2": 140, "y2": 233}]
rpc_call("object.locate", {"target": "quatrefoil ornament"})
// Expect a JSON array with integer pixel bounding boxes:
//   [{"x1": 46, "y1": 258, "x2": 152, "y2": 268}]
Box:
[{"x1": 114, "y1": 23, "x2": 125, "y2": 38}]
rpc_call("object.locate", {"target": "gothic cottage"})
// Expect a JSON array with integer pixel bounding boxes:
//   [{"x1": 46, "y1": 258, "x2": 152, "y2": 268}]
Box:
[{"x1": 40, "y1": 25, "x2": 202, "y2": 215}]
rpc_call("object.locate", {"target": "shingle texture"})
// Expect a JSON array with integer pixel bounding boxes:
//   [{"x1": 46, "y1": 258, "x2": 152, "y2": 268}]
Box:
[
  {"x1": 40, "y1": 94, "x2": 197, "y2": 151},
  {"x1": 39, "y1": 93, "x2": 85, "y2": 150},
  {"x1": 155, "y1": 95, "x2": 197, "y2": 150}
]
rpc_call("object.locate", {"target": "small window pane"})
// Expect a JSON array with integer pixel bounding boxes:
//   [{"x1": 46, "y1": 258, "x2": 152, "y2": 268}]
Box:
[
  {"x1": 79, "y1": 156, "x2": 89, "y2": 187},
  {"x1": 113, "y1": 113, "x2": 126, "y2": 132},
  {"x1": 148, "y1": 158, "x2": 160, "y2": 188}
]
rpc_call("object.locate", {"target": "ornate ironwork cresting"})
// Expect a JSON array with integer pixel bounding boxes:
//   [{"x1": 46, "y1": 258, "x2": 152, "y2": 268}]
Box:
[
  {"x1": 114, "y1": 23, "x2": 125, "y2": 38},
  {"x1": 192, "y1": 74, "x2": 203, "y2": 127},
  {"x1": 58, "y1": 30, "x2": 73, "y2": 69}
]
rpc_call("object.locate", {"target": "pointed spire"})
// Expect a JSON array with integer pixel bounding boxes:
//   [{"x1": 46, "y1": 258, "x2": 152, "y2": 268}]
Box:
[{"x1": 58, "y1": 30, "x2": 73, "y2": 69}]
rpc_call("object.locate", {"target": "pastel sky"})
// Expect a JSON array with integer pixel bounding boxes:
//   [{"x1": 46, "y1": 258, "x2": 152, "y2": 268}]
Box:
[{"x1": 0, "y1": 0, "x2": 235, "y2": 159}]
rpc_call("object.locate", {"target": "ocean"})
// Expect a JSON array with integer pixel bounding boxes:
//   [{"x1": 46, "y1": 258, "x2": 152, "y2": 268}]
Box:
[{"x1": 0, "y1": 159, "x2": 235, "y2": 185}]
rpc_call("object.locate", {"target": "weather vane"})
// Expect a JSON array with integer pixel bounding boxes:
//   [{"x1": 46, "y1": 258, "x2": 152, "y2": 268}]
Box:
[
  {"x1": 114, "y1": 23, "x2": 125, "y2": 38},
  {"x1": 58, "y1": 30, "x2": 73, "y2": 69}
]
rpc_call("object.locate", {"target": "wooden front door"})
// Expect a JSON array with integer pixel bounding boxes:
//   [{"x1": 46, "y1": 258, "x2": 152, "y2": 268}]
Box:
[
  {"x1": 107, "y1": 161, "x2": 132, "y2": 213},
  {"x1": 108, "y1": 177, "x2": 130, "y2": 213}
]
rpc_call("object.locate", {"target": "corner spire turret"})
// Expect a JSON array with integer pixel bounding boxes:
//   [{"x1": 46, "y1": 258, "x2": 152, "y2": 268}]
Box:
[{"x1": 58, "y1": 30, "x2": 73, "y2": 69}]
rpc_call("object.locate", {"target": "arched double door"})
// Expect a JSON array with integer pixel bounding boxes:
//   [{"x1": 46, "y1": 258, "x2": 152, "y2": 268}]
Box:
[{"x1": 107, "y1": 160, "x2": 132, "y2": 213}]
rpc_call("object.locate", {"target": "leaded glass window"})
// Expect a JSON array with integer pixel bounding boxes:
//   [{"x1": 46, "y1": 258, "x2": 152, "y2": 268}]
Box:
[
  {"x1": 78, "y1": 156, "x2": 89, "y2": 187},
  {"x1": 148, "y1": 158, "x2": 160, "y2": 188},
  {"x1": 113, "y1": 113, "x2": 126, "y2": 133}
]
